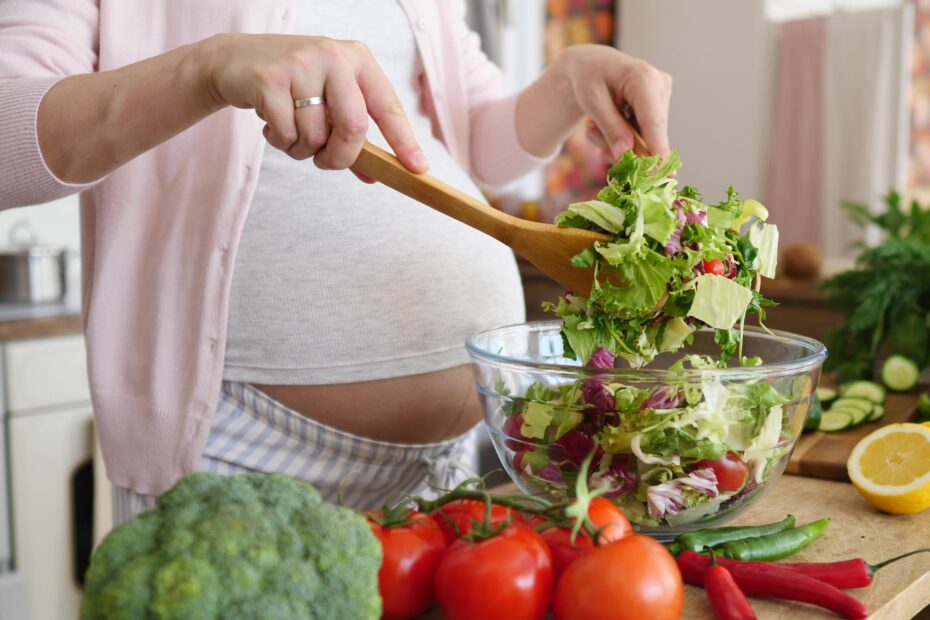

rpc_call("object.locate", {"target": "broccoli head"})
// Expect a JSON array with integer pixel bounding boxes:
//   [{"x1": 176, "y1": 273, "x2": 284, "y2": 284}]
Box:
[{"x1": 81, "y1": 473, "x2": 381, "y2": 620}]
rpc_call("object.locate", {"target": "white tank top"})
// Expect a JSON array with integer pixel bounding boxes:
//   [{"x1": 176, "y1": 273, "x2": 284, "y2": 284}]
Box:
[{"x1": 223, "y1": 0, "x2": 525, "y2": 384}]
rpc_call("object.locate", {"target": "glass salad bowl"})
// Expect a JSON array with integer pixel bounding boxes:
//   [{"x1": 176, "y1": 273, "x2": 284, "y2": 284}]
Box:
[{"x1": 466, "y1": 321, "x2": 827, "y2": 539}]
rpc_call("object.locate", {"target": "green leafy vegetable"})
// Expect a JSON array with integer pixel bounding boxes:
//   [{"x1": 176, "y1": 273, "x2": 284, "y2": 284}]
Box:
[
  {"x1": 822, "y1": 192, "x2": 930, "y2": 373},
  {"x1": 548, "y1": 150, "x2": 774, "y2": 367}
]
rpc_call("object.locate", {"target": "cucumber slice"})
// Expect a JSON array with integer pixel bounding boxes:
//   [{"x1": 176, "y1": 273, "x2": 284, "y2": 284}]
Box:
[
  {"x1": 831, "y1": 397, "x2": 874, "y2": 413},
  {"x1": 815, "y1": 387, "x2": 837, "y2": 404},
  {"x1": 804, "y1": 396, "x2": 823, "y2": 432},
  {"x1": 819, "y1": 410, "x2": 854, "y2": 432},
  {"x1": 866, "y1": 404, "x2": 885, "y2": 423},
  {"x1": 830, "y1": 404, "x2": 870, "y2": 426},
  {"x1": 839, "y1": 380, "x2": 887, "y2": 404},
  {"x1": 881, "y1": 355, "x2": 920, "y2": 392}
]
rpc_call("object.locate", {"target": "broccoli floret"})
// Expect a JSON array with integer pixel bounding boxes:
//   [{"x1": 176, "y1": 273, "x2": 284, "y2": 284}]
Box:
[{"x1": 81, "y1": 473, "x2": 381, "y2": 620}]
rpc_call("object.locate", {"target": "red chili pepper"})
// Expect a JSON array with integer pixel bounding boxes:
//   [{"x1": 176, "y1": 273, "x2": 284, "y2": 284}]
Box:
[
  {"x1": 678, "y1": 551, "x2": 868, "y2": 620},
  {"x1": 681, "y1": 547, "x2": 930, "y2": 590},
  {"x1": 704, "y1": 552, "x2": 757, "y2": 620}
]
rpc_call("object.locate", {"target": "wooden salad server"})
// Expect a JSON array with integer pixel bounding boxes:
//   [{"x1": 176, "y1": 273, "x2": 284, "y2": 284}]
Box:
[{"x1": 351, "y1": 140, "x2": 609, "y2": 296}]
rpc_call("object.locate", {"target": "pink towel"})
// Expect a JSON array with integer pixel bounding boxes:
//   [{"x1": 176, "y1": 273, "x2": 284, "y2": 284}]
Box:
[{"x1": 767, "y1": 17, "x2": 827, "y2": 246}]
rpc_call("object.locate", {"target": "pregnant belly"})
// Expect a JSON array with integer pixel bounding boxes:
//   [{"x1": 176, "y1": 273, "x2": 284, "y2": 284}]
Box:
[{"x1": 253, "y1": 365, "x2": 482, "y2": 443}]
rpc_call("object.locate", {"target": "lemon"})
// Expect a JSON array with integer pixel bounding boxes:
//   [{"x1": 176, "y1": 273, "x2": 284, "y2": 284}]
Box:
[{"x1": 847, "y1": 423, "x2": 930, "y2": 514}]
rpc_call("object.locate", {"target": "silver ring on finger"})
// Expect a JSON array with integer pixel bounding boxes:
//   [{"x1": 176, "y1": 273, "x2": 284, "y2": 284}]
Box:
[{"x1": 294, "y1": 96, "x2": 326, "y2": 109}]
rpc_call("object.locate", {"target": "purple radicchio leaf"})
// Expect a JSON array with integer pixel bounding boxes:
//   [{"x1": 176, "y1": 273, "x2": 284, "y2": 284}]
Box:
[
  {"x1": 549, "y1": 430, "x2": 603, "y2": 468},
  {"x1": 647, "y1": 481, "x2": 688, "y2": 520},
  {"x1": 536, "y1": 464, "x2": 565, "y2": 484},
  {"x1": 679, "y1": 468, "x2": 719, "y2": 497},
  {"x1": 640, "y1": 385, "x2": 684, "y2": 410},
  {"x1": 686, "y1": 209, "x2": 708, "y2": 226},
  {"x1": 589, "y1": 347, "x2": 616, "y2": 369},
  {"x1": 664, "y1": 205, "x2": 688, "y2": 256},
  {"x1": 590, "y1": 454, "x2": 638, "y2": 498},
  {"x1": 582, "y1": 379, "x2": 616, "y2": 413}
]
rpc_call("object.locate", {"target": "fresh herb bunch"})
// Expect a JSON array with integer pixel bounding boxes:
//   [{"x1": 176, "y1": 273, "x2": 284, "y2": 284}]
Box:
[
  {"x1": 545, "y1": 150, "x2": 777, "y2": 368},
  {"x1": 821, "y1": 193, "x2": 930, "y2": 377}
]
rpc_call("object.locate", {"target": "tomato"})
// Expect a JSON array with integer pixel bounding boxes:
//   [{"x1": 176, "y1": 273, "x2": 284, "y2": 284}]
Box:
[
  {"x1": 702, "y1": 258, "x2": 726, "y2": 275},
  {"x1": 367, "y1": 511, "x2": 448, "y2": 620},
  {"x1": 553, "y1": 535, "x2": 683, "y2": 620},
  {"x1": 435, "y1": 521, "x2": 553, "y2": 620},
  {"x1": 586, "y1": 497, "x2": 633, "y2": 543},
  {"x1": 694, "y1": 451, "x2": 749, "y2": 492},
  {"x1": 432, "y1": 499, "x2": 513, "y2": 544},
  {"x1": 536, "y1": 497, "x2": 633, "y2": 579}
]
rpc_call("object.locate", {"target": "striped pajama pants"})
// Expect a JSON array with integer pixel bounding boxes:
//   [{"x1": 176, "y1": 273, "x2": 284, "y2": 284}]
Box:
[{"x1": 112, "y1": 381, "x2": 478, "y2": 525}]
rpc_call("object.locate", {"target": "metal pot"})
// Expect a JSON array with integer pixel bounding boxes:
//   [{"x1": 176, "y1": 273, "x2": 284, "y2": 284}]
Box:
[{"x1": 0, "y1": 221, "x2": 67, "y2": 304}]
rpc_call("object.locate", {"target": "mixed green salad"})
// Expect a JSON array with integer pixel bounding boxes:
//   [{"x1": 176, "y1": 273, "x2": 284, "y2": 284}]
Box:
[{"x1": 503, "y1": 151, "x2": 791, "y2": 527}]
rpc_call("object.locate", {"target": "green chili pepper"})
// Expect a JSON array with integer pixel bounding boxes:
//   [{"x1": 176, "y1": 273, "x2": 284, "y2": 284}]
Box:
[
  {"x1": 721, "y1": 518, "x2": 830, "y2": 562},
  {"x1": 676, "y1": 514, "x2": 796, "y2": 552},
  {"x1": 665, "y1": 540, "x2": 683, "y2": 556}
]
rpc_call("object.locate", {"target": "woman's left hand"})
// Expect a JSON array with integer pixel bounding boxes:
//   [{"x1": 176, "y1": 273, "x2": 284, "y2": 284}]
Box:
[{"x1": 517, "y1": 44, "x2": 672, "y2": 161}]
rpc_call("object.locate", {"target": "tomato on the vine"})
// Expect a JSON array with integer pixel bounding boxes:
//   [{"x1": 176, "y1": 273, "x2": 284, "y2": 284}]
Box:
[
  {"x1": 694, "y1": 451, "x2": 749, "y2": 492},
  {"x1": 553, "y1": 535, "x2": 683, "y2": 620},
  {"x1": 534, "y1": 497, "x2": 632, "y2": 578},
  {"x1": 367, "y1": 510, "x2": 447, "y2": 620},
  {"x1": 435, "y1": 521, "x2": 553, "y2": 620},
  {"x1": 432, "y1": 499, "x2": 513, "y2": 544},
  {"x1": 702, "y1": 258, "x2": 727, "y2": 276}
]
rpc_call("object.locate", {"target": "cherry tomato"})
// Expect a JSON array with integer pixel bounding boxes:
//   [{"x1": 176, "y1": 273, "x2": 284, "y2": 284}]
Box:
[
  {"x1": 367, "y1": 511, "x2": 447, "y2": 620},
  {"x1": 435, "y1": 521, "x2": 553, "y2": 620},
  {"x1": 432, "y1": 499, "x2": 513, "y2": 544},
  {"x1": 535, "y1": 497, "x2": 633, "y2": 579},
  {"x1": 694, "y1": 451, "x2": 749, "y2": 492},
  {"x1": 553, "y1": 535, "x2": 683, "y2": 620},
  {"x1": 703, "y1": 258, "x2": 726, "y2": 276}
]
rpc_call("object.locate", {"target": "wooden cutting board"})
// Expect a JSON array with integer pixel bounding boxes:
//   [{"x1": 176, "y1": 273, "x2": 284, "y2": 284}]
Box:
[
  {"x1": 421, "y1": 475, "x2": 930, "y2": 619},
  {"x1": 786, "y1": 391, "x2": 922, "y2": 481}
]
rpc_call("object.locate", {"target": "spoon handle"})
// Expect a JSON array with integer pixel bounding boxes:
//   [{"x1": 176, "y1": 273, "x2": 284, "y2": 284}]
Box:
[{"x1": 351, "y1": 141, "x2": 522, "y2": 245}]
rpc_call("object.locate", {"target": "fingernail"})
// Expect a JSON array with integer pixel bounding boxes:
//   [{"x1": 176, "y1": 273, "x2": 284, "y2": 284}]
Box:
[
  {"x1": 412, "y1": 148, "x2": 429, "y2": 170},
  {"x1": 611, "y1": 136, "x2": 634, "y2": 158}
]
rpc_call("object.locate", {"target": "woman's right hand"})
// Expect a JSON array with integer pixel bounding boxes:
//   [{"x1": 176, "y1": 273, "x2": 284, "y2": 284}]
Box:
[{"x1": 200, "y1": 33, "x2": 428, "y2": 174}]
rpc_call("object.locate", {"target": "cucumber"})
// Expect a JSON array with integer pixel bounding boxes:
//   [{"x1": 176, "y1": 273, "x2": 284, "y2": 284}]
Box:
[
  {"x1": 804, "y1": 396, "x2": 823, "y2": 432},
  {"x1": 839, "y1": 380, "x2": 886, "y2": 404},
  {"x1": 819, "y1": 410, "x2": 854, "y2": 432},
  {"x1": 831, "y1": 397, "x2": 874, "y2": 413},
  {"x1": 881, "y1": 355, "x2": 920, "y2": 392},
  {"x1": 830, "y1": 404, "x2": 870, "y2": 427},
  {"x1": 866, "y1": 404, "x2": 885, "y2": 423},
  {"x1": 815, "y1": 387, "x2": 837, "y2": 405}
]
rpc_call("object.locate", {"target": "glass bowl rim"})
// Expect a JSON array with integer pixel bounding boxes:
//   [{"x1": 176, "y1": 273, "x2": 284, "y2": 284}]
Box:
[{"x1": 466, "y1": 321, "x2": 827, "y2": 381}]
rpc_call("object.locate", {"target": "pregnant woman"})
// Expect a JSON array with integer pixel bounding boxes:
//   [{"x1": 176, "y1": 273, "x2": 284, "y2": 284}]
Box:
[{"x1": 0, "y1": 1, "x2": 671, "y2": 522}]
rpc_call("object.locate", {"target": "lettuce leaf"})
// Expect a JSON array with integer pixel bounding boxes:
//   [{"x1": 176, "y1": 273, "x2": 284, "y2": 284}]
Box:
[
  {"x1": 556, "y1": 200, "x2": 627, "y2": 234},
  {"x1": 687, "y1": 274, "x2": 754, "y2": 329}
]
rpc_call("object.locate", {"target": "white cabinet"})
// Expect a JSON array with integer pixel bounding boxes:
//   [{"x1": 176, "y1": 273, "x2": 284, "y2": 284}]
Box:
[
  {"x1": 5, "y1": 335, "x2": 90, "y2": 412},
  {"x1": 2, "y1": 333, "x2": 107, "y2": 620},
  {"x1": 8, "y1": 405, "x2": 94, "y2": 620}
]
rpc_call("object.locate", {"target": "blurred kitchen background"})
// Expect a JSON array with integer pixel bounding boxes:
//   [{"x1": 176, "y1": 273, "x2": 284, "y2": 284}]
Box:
[{"x1": 1, "y1": 0, "x2": 928, "y2": 618}]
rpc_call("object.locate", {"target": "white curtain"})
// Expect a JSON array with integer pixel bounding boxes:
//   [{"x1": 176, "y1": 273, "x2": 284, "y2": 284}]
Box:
[{"x1": 821, "y1": 4, "x2": 913, "y2": 256}]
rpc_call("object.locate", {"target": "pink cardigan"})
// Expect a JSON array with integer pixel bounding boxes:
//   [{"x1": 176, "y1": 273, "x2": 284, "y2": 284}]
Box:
[{"x1": 0, "y1": 0, "x2": 550, "y2": 494}]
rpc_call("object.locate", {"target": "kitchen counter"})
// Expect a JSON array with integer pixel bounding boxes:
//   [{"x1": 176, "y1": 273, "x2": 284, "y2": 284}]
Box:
[
  {"x1": 423, "y1": 474, "x2": 930, "y2": 619},
  {"x1": 0, "y1": 301, "x2": 82, "y2": 341}
]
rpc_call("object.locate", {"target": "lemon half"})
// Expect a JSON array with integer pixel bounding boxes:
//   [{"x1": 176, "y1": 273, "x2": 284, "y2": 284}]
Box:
[{"x1": 847, "y1": 423, "x2": 930, "y2": 514}]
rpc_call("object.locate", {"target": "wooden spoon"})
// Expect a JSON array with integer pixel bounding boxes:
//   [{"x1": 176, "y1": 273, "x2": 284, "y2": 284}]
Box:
[{"x1": 351, "y1": 140, "x2": 609, "y2": 295}]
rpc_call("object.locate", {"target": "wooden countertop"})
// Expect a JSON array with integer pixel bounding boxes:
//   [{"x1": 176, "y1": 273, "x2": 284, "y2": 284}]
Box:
[
  {"x1": 423, "y1": 475, "x2": 930, "y2": 619},
  {"x1": 0, "y1": 302, "x2": 82, "y2": 341}
]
